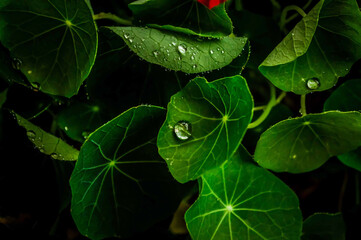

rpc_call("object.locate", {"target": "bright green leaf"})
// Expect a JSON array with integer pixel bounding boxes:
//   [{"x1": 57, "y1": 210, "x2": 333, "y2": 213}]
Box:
[
  {"x1": 70, "y1": 106, "x2": 186, "y2": 239},
  {"x1": 255, "y1": 111, "x2": 361, "y2": 173},
  {"x1": 259, "y1": 0, "x2": 361, "y2": 94},
  {"x1": 15, "y1": 113, "x2": 79, "y2": 161},
  {"x1": 185, "y1": 149, "x2": 302, "y2": 240},
  {"x1": 0, "y1": 0, "x2": 98, "y2": 97},
  {"x1": 157, "y1": 76, "x2": 253, "y2": 183},
  {"x1": 324, "y1": 79, "x2": 361, "y2": 171},
  {"x1": 107, "y1": 27, "x2": 248, "y2": 74},
  {"x1": 302, "y1": 213, "x2": 345, "y2": 240},
  {"x1": 129, "y1": 0, "x2": 232, "y2": 37}
]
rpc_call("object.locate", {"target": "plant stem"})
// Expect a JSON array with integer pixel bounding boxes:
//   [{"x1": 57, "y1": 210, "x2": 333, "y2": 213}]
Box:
[
  {"x1": 253, "y1": 91, "x2": 287, "y2": 112},
  {"x1": 248, "y1": 85, "x2": 277, "y2": 129},
  {"x1": 93, "y1": 12, "x2": 132, "y2": 25},
  {"x1": 280, "y1": 5, "x2": 307, "y2": 32},
  {"x1": 284, "y1": 0, "x2": 312, "y2": 25},
  {"x1": 300, "y1": 94, "x2": 307, "y2": 116}
]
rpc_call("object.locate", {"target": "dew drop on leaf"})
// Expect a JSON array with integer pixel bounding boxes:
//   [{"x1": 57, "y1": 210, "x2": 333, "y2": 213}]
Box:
[
  {"x1": 12, "y1": 58, "x2": 22, "y2": 70},
  {"x1": 123, "y1": 33, "x2": 130, "y2": 39},
  {"x1": 32, "y1": 82, "x2": 41, "y2": 89},
  {"x1": 177, "y1": 44, "x2": 187, "y2": 55},
  {"x1": 173, "y1": 121, "x2": 192, "y2": 140},
  {"x1": 153, "y1": 50, "x2": 160, "y2": 57},
  {"x1": 51, "y1": 153, "x2": 58, "y2": 159},
  {"x1": 192, "y1": 64, "x2": 197, "y2": 69},
  {"x1": 210, "y1": 50, "x2": 214, "y2": 54},
  {"x1": 306, "y1": 78, "x2": 320, "y2": 90},
  {"x1": 26, "y1": 130, "x2": 36, "y2": 139}
]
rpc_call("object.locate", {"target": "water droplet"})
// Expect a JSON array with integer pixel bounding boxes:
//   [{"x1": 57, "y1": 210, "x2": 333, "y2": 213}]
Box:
[
  {"x1": 191, "y1": 55, "x2": 195, "y2": 60},
  {"x1": 64, "y1": 126, "x2": 69, "y2": 131},
  {"x1": 32, "y1": 82, "x2": 40, "y2": 89},
  {"x1": 210, "y1": 50, "x2": 214, "y2": 54},
  {"x1": 26, "y1": 130, "x2": 36, "y2": 139},
  {"x1": 177, "y1": 44, "x2": 187, "y2": 55},
  {"x1": 306, "y1": 78, "x2": 320, "y2": 90},
  {"x1": 82, "y1": 131, "x2": 90, "y2": 139},
  {"x1": 173, "y1": 121, "x2": 192, "y2": 141},
  {"x1": 124, "y1": 33, "x2": 130, "y2": 39},
  {"x1": 171, "y1": 42, "x2": 176, "y2": 46},
  {"x1": 51, "y1": 153, "x2": 58, "y2": 159},
  {"x1": 170, "y1": 160, "x2": 174, "y2": 166},
  {"x1": 192, "y1": 64, "x2": 197, "y2": 69},
  {"x1": 141, "y1": 38, "x2": 145, "y2": 42},
  {"x1": 12, "y1": 58, "x2": 22, "y2": 70},
  {"x1": 129, "y1": 38, "x2": 133, "y2": 43},
  {"x1": 221, "y1": 50, "x2": 225, "y2": 54},
  {"x1": 153, "y1": 50, "x2": 160, "y2": 57}
]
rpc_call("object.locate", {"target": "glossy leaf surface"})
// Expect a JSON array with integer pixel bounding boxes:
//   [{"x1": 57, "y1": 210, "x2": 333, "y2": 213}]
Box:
[
  {"x1": 129, "y1": 0, "x2": 232, "y2": 37},
  {"x1": 255, "y1": 111, "x2": 361, "y2": 173},
  {"x1": 185, "y1": 149, "x2": 302, "y2": 240},
  {"x1": 108, "y1": 27, "x2": 247, "y2": 74},
  {"x1": 302, "y1": 213, "x2": 345, "y2": 240},
  {"x1": 15, "y1": 113, "x2": 79, "y2": 161},
  {"x1": 0, "y1": 0, "x2": 97, "y2": 97},
  {"x1": 259, "y1": 0, "x2": 361, "y2": 94},
  {"x1": 157, "y1": 76, "x2": 253, "y2": 183},
  {"x1": 324, "y1": 79, "x2": 361, "y2": 171},
  {"x1": 70, "y1": 106, "x2": 185, "y2": 239}
]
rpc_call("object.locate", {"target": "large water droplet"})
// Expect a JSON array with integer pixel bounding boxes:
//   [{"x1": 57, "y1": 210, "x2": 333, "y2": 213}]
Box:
[
  {"x1": 177, "y1": 44, "x2": 187, "y2": 55},
  {"x1": 306, "y1": 78, "x2": 320, "y2": 90},
  {"x1": 12, "y1": 58, "x2": 22, "y2": 70},
  {"x1": 26, "y1": 130, "x2": 36, "y2": 139},
  {"x1": 173, "y1": 121, "x2": 192, "y2": 140}
]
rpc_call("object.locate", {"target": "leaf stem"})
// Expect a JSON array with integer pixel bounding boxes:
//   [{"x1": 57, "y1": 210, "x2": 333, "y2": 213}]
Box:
[
  {"x1": 248, "y1": 85, "x2": 285, "y2": 129},
  {"x1": 280, "y1": 5, "x2": 307, "y2": 32},
  {"x1": 93, "y1": 12, "x2": 132, "y2": 25},
  {"x1": 253, "y1": 91, "x2": 286, "y2": 112},
  {"x1": 300, "y1": 94, "x2": 307, "y2": 116}
]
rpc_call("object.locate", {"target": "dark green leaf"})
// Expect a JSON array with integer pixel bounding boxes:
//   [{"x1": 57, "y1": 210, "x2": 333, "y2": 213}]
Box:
[
  {"x1": 0, "y1": 0, "x2": 98, "y2": 97},
  {"x1": 302, "y1": 213, "x2": 345, "y2": 240},
  {"x1": 0, "y1": 44, "x2": 26, "y2": 85},
  {"x1": 0, "y1": 88, "x2": 7, "y2": 109},
  {"x1": 324, "y1": 79, "x2": 361, "y2": 171},
  {"x1": 259, "y1": 0, "x2": 361, "y2": 94},
  {"x1": 15, "y1": 113, "x2": 79, "y2": 161},
  {"x1": 157, "y1": 76, "x2": 253, "y2": 183},
  {"x1": 70, "y1": 106, "x2": 185, "y2": 239},
  {"x1": 255, "y1": 111, "x2": 361, "y2": 173},
  {"x1": 129, "y1": 0, "x2": 232, "y2": 37},
  {"x1": 107, "y1": 27, "x2": 248, "y2": 74},
  {"x1": 185, "y1": 148, "x2": 302, "y2": 240}
]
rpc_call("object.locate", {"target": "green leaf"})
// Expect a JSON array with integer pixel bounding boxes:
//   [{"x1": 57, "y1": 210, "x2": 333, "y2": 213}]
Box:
[
  {"x1": 324, "y1": 79, "x2": 361, "y2": 171},
  {"x1": 107, "y1": 26, "x2": 248, "y2": 74},
  {"x1": 15, "y1": 113, "x2": 79, "y2": 161},
  {"x1": 57, "y1": 101, "x2": 108, "y2": 142},
  {"x1": 259, "y1": 0, "x2": 361, "y2": 94},
  {"x1": 157, "y1": 76, "x2": 253, "y2": 183},
  {"x1": 302, "y1": 213, "x2": 345, "y2": 240},
  {"x1": 185, "y1": 148, "x2": 302, "y2": 240},
  {"x1": 254, "y1": 111, "x2": 361, "y2": 173},
  {"x1": 0, "y1": 0, "x2": 98, "y2": 97},
  {"x1": 70, "y1": 106, "x2": 186, "y2": 239},
  {"x1": 0, "y1": 88, "x2": 7, "y2": 109},
  {"x1": 129, "y1": 0, "x2": 232, "y2": 37}
]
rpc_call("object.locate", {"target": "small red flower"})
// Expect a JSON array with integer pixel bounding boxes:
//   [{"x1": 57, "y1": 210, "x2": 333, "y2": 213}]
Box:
[{"x1": 197, "y1": 0, "x2": 227, "y2": 10}]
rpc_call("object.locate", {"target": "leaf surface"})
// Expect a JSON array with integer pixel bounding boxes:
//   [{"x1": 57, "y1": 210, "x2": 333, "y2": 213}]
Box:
[
  {"x1": 129, "y1": 0, "x2": 232, "y2": 37},
  {"x1": 70, "y1": 106, "x2": 185, "y2": 239},
  {"x1": 15, "y1": 113, "x2": 79, "y2": 161},
  {"x1": 259, "y1": 0, "x2": 361, "y2": 94},
  {"x1": 302, "y1": 213, "x2": 345, "y2": 240},
  {"x1": 185, "y1": 149, "x2": 302, "y2": 240},
  {"x1": 255, "y1": 111, "x2": 361, "y2": 173},
  {"x1": 324, "y1": 79, "x2": 361, "y2": 171},
  {"x1": 108, "y1": 27, "x2": 247, "y2": 74},
  {"x1": 0, "y1": 0, "x2": 97, "y2": 97},
  {"x1": 157, "y1": 76, "x2": 253, "y2": 183}
]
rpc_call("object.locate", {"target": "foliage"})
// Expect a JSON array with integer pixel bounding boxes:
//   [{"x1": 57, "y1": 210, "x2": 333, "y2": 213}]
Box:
[{"x1": 1, "y1": 0, "x2": 361, "y2": 239}]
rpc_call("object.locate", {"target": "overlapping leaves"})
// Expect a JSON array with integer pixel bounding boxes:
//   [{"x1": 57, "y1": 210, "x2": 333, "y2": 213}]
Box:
[
  {"x1": 259, "y1": 0, "x2": 361, "y2": 94},
  {"x1": 185, "y1": 149, "x2": 302, "y2": 240},
  {"x1": 0, "y1": 0, "x2": 97, "y2": 97},
  {"x1": 70, "y1": 106, "x2": 185, "y2": 239},
  {"x1": 157, "y1": 76, "x2": 253, "y2": 183},
  {"x1": 255, "y1": 111, "x2": 361, "y2": 173}
]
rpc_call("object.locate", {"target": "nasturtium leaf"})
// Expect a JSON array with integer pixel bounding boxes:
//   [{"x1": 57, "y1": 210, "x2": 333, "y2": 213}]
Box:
[
  {"x1": 129, "y1": 0, "x2": 232, "y2": 37},
  {"x1": 0, "y1": 44, "x2": 26, "y2": 85},
  {"x1": 185, "y1": 149, "x2": 302, "y2": 240},
  {"x1": 70, "y1": 106, "x2": 186, "y2": 239},
  {"x1": 259, "y1": 0, "x2": 361, "y2": 94},
  {"x1": 302, "y1": 213, "x2": 345, "y2": 240},
  {"x1": 0, "y1": 0, "x2": 98, "y2": 97},
  {"x1": 254, "y1": 111, "x2": 361, "y2": 173},
  {"x1": 157, "y1": 76, "x2": 253, "y2": 183},
  {"x1": 324, "y1": 79, "x2": 361, "y2": 171},
  {"x1": 107, "y1": 27, "x2": 248, "y2": 74},
  {"x1": 57, "y1": 101, "x2": 109, "y2": 143},
  {"x1": 15, "y1": 113, "x2": 79, "y2": 161}
]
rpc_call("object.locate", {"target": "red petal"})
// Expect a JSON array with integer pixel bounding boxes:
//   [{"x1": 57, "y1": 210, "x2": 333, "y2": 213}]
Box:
[{"x1": 198, "y1": 0, "x2": 227, "y2": 10}]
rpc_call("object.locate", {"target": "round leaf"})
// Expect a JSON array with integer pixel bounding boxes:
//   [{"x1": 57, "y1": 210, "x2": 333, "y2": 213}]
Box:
[
  {"x1": 0, "y1": 0, "x2": 98, "y2": 97},
  {"x1": 157, "y1": 76, "x2": 253, "y2": 183}
]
